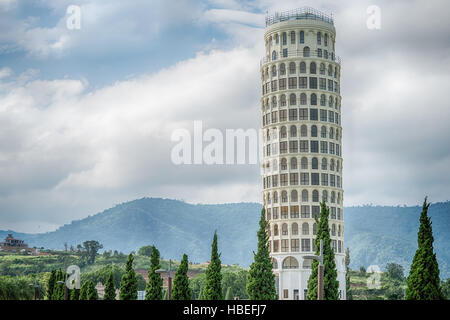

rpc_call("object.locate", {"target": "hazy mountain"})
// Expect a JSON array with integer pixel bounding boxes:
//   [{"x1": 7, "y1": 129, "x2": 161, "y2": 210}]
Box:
[{"x1": 1, "y1": 198, "x2": 449, "y2": 278}]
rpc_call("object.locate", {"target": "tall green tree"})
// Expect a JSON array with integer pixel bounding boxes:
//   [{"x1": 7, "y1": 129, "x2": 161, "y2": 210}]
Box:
[
  {"x1": 86, "y1": 280, "x2": 98, "y2": 300},
  {"x1": 119, "y1": 253, "x2": 138, "y2": 300},
  {"x1": 306, "y1": 201, "x2": 339, "y2": 300},
  {"x1": 172, "y1": 254, "x2": 192, "y2": 300},
  {"x1": 406, "y1": 197, "x2": 444, "y2": 300},
  {"x1": 51, "y1": 269, "x2": 65, "y2": 300},
  {"x1": 79, "y1": 280, "x2": 89, "y2": 300},
  {"x1": 345, "y1": 248, "x2": 352, "y2": 300},
  {"x1": 81, "y1": 240, "x2": 103, "y2": 265},
  {"x1": 103, "y1": 271, "x2": 116, "y2": 300},
  {"x1": 46, "y1": 270, "x2": 56, "y2": 300},
  {"x1": 202, "y1": 231, "x2": 223, "y2": 300},
  {"x1": 69, "y1": 288, "x2": 80, "y2": 300},
  {"x1": 145, "y1": 246, "x2": 163, "y2": 300},
  {"x1": 246, "y1": 207, "x2": 277, "y2": 300}
]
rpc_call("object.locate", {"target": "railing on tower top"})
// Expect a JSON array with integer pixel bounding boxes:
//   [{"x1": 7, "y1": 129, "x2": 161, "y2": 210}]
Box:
[
  {"x1": 260, "y1": 49, "x2": 342, "y2": 66},
  {"x1": 265, "y1": 7, "x2": 334, "y2": 27}
]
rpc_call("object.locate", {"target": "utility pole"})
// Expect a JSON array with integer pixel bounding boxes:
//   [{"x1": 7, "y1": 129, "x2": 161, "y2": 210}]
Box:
[
  {"x1": 303, "y1": 239, "x2": 324, "y2": 300},
  {"x1": 156, "y1": 259, "x2": 173, "y2": 300}
]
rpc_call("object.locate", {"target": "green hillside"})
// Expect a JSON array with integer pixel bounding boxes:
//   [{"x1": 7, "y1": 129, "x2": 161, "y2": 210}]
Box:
[{"x1": 1, "y1": 198, "x2": 450, "y2": 278}]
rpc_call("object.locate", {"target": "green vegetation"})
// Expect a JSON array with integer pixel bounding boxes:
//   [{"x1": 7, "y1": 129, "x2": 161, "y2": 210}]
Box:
[
  {"x1": 172, "y1": 254, "x2": 191, "y2": 300},
  {"x1": 406, "y1": 198, "x2": 444, "y2": 299},
  {"x1": 306, "y1": 201, "x2": 339, "y2": 300},
  {"x1": 246, "y1": 208, "x2": 277, "y2": 300},
  {"x1": 119, "y1": 253, "x2": 138, "y2": 300},
  {"x1": 103, "y1": 271, "x2": 116, "y2": 300},
  {"x1": 145, "y1": 245, "x2": 163, "y2": 300},
  {"x1": 345, "y1": 248, "x2": 352, "y2": 300},
  {"x1": 202, "y1": 231, "x2": 223, "y2": 300}
]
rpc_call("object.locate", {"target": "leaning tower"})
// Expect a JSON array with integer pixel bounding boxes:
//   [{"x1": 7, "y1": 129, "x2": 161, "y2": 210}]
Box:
[{"x1": 260, "y1": 7, "x2": 346, "y2": 300}]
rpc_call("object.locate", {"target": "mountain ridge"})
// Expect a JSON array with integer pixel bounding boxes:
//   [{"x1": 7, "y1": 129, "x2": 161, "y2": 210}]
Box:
[{"x1": 1, "y1": 197, "x2": 449, "y2": 278}]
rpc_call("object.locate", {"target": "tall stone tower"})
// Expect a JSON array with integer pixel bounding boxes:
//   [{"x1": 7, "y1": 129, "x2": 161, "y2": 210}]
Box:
[{"x1": 260, "y1": 7, "x2": 346, "y2": 300}]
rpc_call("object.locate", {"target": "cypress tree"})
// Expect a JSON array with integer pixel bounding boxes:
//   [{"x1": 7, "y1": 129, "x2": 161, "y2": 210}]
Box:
[
  {"x1": 79, "y1": 281, "x2": 89, "y2": 300},
  {"x1": 86, "y1": 281, "x2": 98, "y2": 300},
  {"x1": 51, "y1": 269, "x2": 65, "y2": 300},
  {"x1": 406, "y1": 197, "x2": 444, "y2": 300},
  {"x1": 145, "y1": 245, "x2": 163, "y2": 300},
  {"x1": 225, "y1": 287, "x2": 232, "y2": 300},
  {"x1": 306, "y1": 201, "x2": 339, "y2": 300},
  {"x1": 70, "y1": 288, "x2": 80, "y2": 300},
  {"x1": 103, "y1": 271, "x2": 116, "y2": 300},
  {"x1": 119, "y1": 253, "x2": 138, "y2": 300},
  {"x1": 345, "y1": 248, "x2": 352, "y2": 300},
  {"x1": 46, "y1": 270, "x2": 56, "y2": 300},
  {"x1": 246, "y1": 208, "x2": 277, "y2": 300},
  {"x1": 202, "y1": 231, "x2": 223, "y2": 300},
  {"x1": 172, "y1": 254, "x2": 192, "y2": 300}
]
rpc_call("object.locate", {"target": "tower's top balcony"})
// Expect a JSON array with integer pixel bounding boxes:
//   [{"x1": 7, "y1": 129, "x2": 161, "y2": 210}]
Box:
[{"x1": 265, "y1": 7, "x2": 334, "y2": 27}]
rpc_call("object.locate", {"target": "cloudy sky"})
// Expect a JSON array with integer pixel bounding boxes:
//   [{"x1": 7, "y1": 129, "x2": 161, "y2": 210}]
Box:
[{"x1": 1, "y1": 0, "x2": 449, "y2": 233}]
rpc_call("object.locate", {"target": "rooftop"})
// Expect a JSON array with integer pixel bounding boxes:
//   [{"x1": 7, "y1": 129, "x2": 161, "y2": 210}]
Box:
[{"x1": 265, "y1": 7, "x2": 334, "y2": 27}]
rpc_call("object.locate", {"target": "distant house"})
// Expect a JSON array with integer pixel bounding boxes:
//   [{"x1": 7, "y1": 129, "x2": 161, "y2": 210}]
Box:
[{"x1": 0, "y1": 234, "x2": 35, "y2": 253}]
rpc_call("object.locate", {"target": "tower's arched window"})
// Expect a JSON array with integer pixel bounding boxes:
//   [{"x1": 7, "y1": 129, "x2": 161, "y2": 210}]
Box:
[
  {"x1": 331, "y1": 191, "x2": 335, "y2": 203},
  {"x1": 289, "y1": 62, "x2": 296, "y2": 74},
  {"x1": 330, "y1": 159, "x2": 335, "y2": 171},
  {"x1": 299, "y1": 31, "x2": 305, "y2": 44},
  {"x1": 337, "y1": 192, "x2": 341, "y2": 204},
  {"x1": 317, "y1": 32, "x2": 322, "y2": 45},
  {"x1": 301, "y1": 157, "x2": 308, "y2": 169},
  {"x1": 292, "y1": 223, "x2": 298, "y2": 235},
  {"x1": 321, "y1": 126, "x2": 327, "y2": 138},
  {"x1": 272, "y1": 65, "x2": 277, "y2": 76},
  {"x1": 266, "y1": 209, "x2": 271, "y2": 221},
  {"x1": 313, "y1": 223, "x2": 317, "y2": 235},
  {"x1": 336, "y1": 129, "x2": 339, "y2": 141},
  {"x1": 272, "y1": 50, "x2": 277, "y2": 61},
  {"x1": 290, "y1": 93, "x2": 297, "y2": 105},
  {"x1": 312, "y1": 157, "x2": 318, "y2": 169},
  {"x1": 280, "y1": 94, "x2": 286, "y2": 106},
  {"x1": 280, "y1": 126, "x2": 287, "y2": 139},
  {"x1": 320, "y1": 63, "x2": 325, "y2": 75},
  {"x1": 302, "y1": 189, "x2": 308, "y2": 202},
  {"x1": 291, "y1": 190, "x2": 298, "y2": 202},
  {"x1": 328, "y1": 65, "x2": 332, "y2": 76},
  {"x1": 334, "y1": 66, "x2": 338, "y2": 79},
  {"x1": 311, "y1": 125, "x2": 317, "y2": 137},
  {"x1": 329, "y1": 95, "x2": 333, "y2": 107},
  {"x1": 336, "y1": 160, "x2": 340, "y2": 172},
  {"x1": 282, "y1": 256, "x2": 299, "y2": 269},
  {"x1": 312, "y1": 190, "x2": 319, "y2": 202},
  {"x1": 274, "y1": 224, "x2": 279, "y2": 236},
  {"x1": 311, "y1": 93, "x2": 317, "y2": 105},
  {"x1": 282, "y1": 223, "x2": 288, "y2": 235},
  {"x1": 272, "y1": 96, "x2": 277, "y2": 108},
  {"x1": 281, "y1": 158, "x2": 287, "y2": 170},
  {"x1": 280, "y1": 63, "x2": 286, "y2": 75},
  {"x1": 310, "y1": 62, "x2": 316, "y2": 74},
  {"x1": 302, "y1": 222, "x2": 309, "y2": 235},
  {"x1": 331, "y1": 224, "x2": 336, "y2": 236},
  {"x1": 303, "y1": 46, "x2": 310, "y2": 57},
  {"x1": 321, "y1": 158, "x2": 327, "y2": 170},
  {"x1": 267, "y1": 192, "x2": 271, "y2": 204},
  {"x1": 329, "y1": 127, "x2": 334, "y2": 139},
  {"x1": 290, "y1": 125, "x2": 297, "y2": 137},
  {"x1": 290, "y1": 31, "x2": 296, "y2": 44},
  {"x1": 324, "y1": 33, "x2": 328, "y2": 46},
  {"x1": 300, "y1": 93, "x2": 307, "y2": 105},
  {"x1": 272, "y1": 258, "x2": 278, "y2": 269},
  {"x1": 323, "y1": 190, "x2": 328, "y2": 202},
  {"x1": 282, "y1": 32, "x2": 287, "y2": 45},
  {"x1": 273, "y1": 191, "x2": 278, "y2": 203},
  {"x1": 301, "y1": 124, "x2": 307, "y2": 137},
  {"x1": 338, "y1": 225, "x2": 341, "y2": 237},
  {"x1": 299, "y1": 62, "x2": 306, "y2": 73},
  {"x1": 290, "y1": 157, "x2": 297, "y2": 170},
  {"x1": 281, "y1": 190, "x2": 288, "y2": 202},
  {"x1": 275, "y1": 34, "x2": 279, "y2": 44},
  {"x1": 320, "y1": 94, "x2": 326, "y2": 106}
]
